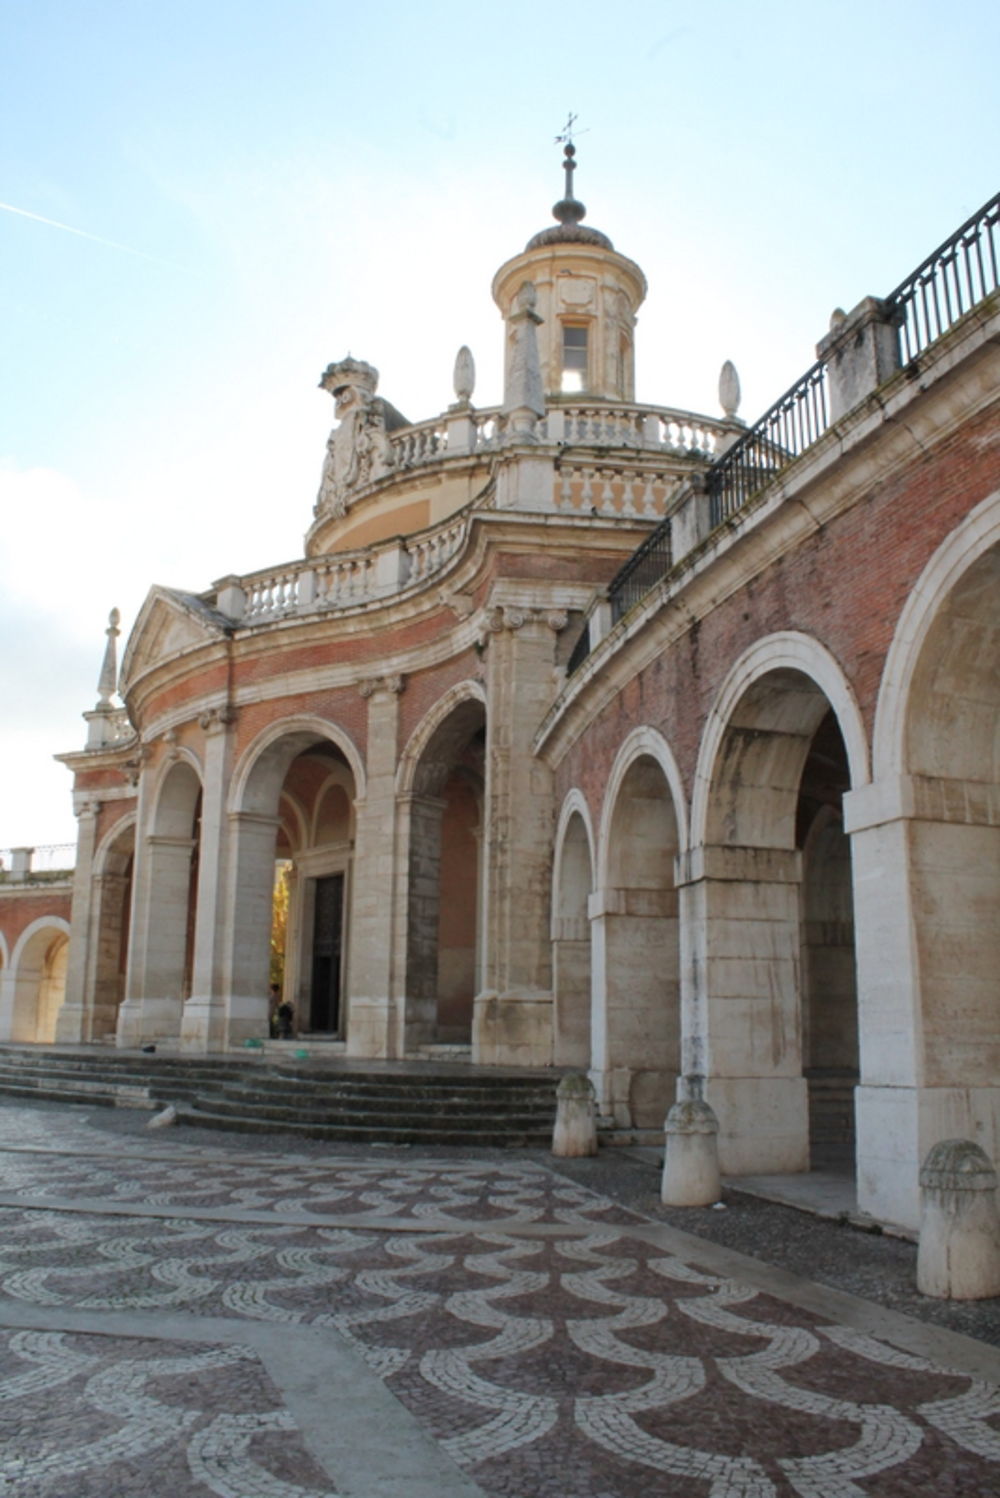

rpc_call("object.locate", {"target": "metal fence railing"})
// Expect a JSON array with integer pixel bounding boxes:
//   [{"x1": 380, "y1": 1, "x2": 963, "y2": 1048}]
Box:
[
  {"x1": 608, "y1": 519, "x2": 673, "y2": 625},
  {"x1": 706, "y1": 360, "x2": 829, "y2": 529},
  {"x1": 565, "y1": 188, "x2": 1000, "y2": 673},
  {"x1": 887, "y1": 191, "x2": 1000, "y2": 364}
]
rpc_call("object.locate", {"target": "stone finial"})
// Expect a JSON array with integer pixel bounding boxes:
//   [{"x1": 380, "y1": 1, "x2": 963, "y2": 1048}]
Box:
[
  {"x1": 661, "y1": 1096, "x2": 721, "y2": 1206},
  {"x1": 96, "y1": 608, "x2": 121, "y2": 709},
  {"x1": 552, "y1": 1072, "x2": 598, "y2": 1157},
  {"x1": 829, "y1": 307, "x2": 848, "y2": 331},
  {"x1": 917, "y1": 1138, "x2": 1000, "y2": 1300},
  {"x1": 718, "y1": 361, "x2": 741, "y2": 419},
  {"x1": 453, "y1": 346, "x2": 476, "y2": 405}
]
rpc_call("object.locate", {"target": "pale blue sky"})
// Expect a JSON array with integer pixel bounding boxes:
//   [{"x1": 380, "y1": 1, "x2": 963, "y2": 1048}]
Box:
[{"x1": 2, "y1": 0, "x2": 998, "y2": 845}]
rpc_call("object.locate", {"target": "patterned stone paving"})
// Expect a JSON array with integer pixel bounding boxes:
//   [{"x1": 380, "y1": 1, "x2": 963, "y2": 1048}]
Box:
[
  {"x1": 0, "y1": 1104, "x2": 998, "y2": 1496},
  {"x1": 0, "y1": 1328, "x2": 335, "y2": 1497}
]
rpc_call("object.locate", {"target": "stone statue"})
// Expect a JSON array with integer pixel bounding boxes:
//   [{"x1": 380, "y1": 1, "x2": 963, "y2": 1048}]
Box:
[{"x1": 316, "y1": 357, "x2": 400, "y2": 516}]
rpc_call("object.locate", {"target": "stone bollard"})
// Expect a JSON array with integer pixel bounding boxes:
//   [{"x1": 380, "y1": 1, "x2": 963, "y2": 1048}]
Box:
[
  {"x1": 552, "y1": 1073, "x2": 598, "y2": 1157},
  {"x1": 661, "y1": 1098, "x2": 721, "y2": 1206},
  {"x1": 917, "y1": 1139, "x2": 1000, "y2": 1300}
]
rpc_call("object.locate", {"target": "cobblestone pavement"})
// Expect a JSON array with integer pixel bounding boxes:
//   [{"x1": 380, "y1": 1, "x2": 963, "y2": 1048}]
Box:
[{"x1": 1, "y1": 1102, "x2": 999, "y2": 1496}]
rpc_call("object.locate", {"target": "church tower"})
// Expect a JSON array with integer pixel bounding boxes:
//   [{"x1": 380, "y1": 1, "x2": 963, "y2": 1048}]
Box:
[{"x1": 492, "y1": 141, "x2": 647, "y2": 402}]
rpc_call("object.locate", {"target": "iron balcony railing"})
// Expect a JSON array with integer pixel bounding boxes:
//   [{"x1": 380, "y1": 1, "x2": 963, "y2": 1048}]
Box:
[
  {"x1": 887, "y1": 190, "x2": 1000, "y2": 364},
  {"x1": 608, "y1": 519, "x2": 673, "y2": 625},
  {"x1": 565, "y1": 188, "x2": 999, "y2": 673},
  {"x1": 706, "y1": 360, "x2": 829, "y2": 529}
]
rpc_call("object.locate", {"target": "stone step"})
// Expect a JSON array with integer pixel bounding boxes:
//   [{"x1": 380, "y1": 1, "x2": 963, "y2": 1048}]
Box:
[
  {"x1": 174, "y1": 1103, "x2": 553, "y2": 1148},
  {"x1": 0, "y1": 1044, "x2": 559, "y2": 1146}
]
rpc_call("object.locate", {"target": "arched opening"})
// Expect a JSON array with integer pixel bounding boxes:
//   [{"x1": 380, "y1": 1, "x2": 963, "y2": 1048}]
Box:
[
  {"x1": 600, "y1": 755, "x2": 681, "y2": 1128},
  {"x1": 903, "y1": 543, "x2": 1000, "y2": 1125},
  {"x1": 553, "y1": 809, "x2": 593, "y2": 1069},
  {"x1": 797, "y1": 713, "x2": 858, "y2": 1170},
  {"x1": 91, "y1": 821, "x2": 135, "y2": 1040},
  {"x1": 405, "y1": 698, "x2": 486, "y2": 1049},
  {"x1": 702, "y1": 666, "x2": 859, "y2": 1176},
  {"x1": 11, "y1": 924, "x2": 70, "y2": 1042},
  {"x1": 232, "y1": 729, "x2": 358, "y2": 1043}
]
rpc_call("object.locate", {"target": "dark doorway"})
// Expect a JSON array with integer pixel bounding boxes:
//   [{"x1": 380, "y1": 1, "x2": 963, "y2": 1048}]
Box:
[{"x1": 310, "y1": 873, "x2": 344, "y2": 1033}]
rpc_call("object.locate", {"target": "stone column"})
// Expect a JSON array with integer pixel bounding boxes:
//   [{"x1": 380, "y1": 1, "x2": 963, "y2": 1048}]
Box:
[
  {"x1": 845, "y1": 773, "x2": 1000, "y2": 1232},
  {"x1": 473, "y1": 606, "x2": 562, "y2": 1067},
  {"x1": 54, "y1": 800, "x2": 100, "y2": 1042},
  {"x1": 676, "y1": 843, "x2": 808, "y2": 1174},
  {"x1": 400, "y1": 792, "x2": 447, "y2": 1055},
  {"x1": 220, "y1": 811, "x2": 281, "y2": 1047},
  {"x1": 348, "y1": 676, "x2": 404, "y2": 1058},
  {"x1": 118, "y1": 762, "x2": 196, "y2": 1049},
  {"x1": 182, "y1": 708, "x2": 237, "y2": 1053}
]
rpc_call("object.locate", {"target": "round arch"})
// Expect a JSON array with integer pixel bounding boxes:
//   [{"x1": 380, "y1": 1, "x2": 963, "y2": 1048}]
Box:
[
  {"x1": 94, "y1": 811, "x2": 137, "y2": 876},
  {"x1": 597, "y1": 725, "x2": 688, "y2": 888},
  {"x1": 9, "y1": 916, "x2": 72, "y2": 1043},
  {"x1": 231, "y1": 716, "x2": 367, "y2": 817},
  {"x1": 554, "y1": 788, "x2": 596, "y2": 892},
  {"x1": 690, "y1": 631, "x2": 869, "y2": 851},
  {"x1": 552, "y1": 789, "x2": 597, "y2": 1070},
  {"x1": 396, "y1": 680, "x2": 487, "y2": 798},
  {"x1": 872, "y1": 489, "x2": 1000, "y2": 780}
]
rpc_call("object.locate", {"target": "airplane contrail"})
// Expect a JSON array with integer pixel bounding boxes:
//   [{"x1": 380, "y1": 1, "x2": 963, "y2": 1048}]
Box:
[{"x1": 0, "y1": 198, "x2": 184, "y2": 269}]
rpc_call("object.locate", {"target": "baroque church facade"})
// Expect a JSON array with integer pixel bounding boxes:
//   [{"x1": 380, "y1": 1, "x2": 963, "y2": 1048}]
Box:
[{"x1": 1, "y1": 155, "x2": 998, "y2": 1234}]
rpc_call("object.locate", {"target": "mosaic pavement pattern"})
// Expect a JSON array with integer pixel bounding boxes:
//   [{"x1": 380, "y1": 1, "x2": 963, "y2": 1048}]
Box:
[{"x1": 0, "y1": 1104, "x2": 998, "y2": 1496}]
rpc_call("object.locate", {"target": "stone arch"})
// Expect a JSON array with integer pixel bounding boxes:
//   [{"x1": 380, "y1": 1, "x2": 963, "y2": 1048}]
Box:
[
  {"x1": 552, "y1": 791, "x2": 596, "y2": 1069},
  {"x1": 691, "y1": 632, "x2": 869, "y2": 850},
  {"x1": 872, "y1": 490, "x2": 1000, "y2": 780},
  {"x1": 593, "y1": 728, "x2": 687, "y2": 1129},
  {"x1": 871, "y1": 505, "x2": 1000, "y2": 1161},
  {"x1": 9, "y1": 917, "x2": 71, "y2": 1042},
  {"x1": 690, "y1": 633, "x2": 866, "y2": 1176},
  {"x1": 0, "y1": 931, "x2": 9, "y2": 971},
  {"x1": 400, "y1": 684, "x2": 487, "y2": 1049},
  {"x1": 232, "y1": 717, "x2": 366, "y2": 817},
  {"x1": 396, "y1": 680, "x2": 487, "y2": 797},
  {"x1": 230, "y1": 720, "x2": 364, "y2": 1042}
]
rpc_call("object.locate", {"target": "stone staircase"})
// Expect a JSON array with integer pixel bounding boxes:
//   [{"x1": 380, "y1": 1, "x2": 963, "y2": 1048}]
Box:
[{"x1": 0, "y1": 1044, "x2": 560, "y2": 1148}]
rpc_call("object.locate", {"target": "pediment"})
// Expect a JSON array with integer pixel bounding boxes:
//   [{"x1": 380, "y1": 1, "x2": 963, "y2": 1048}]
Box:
[{"x1": 120, "y1": 587, "x2": 228, "y2": 692}]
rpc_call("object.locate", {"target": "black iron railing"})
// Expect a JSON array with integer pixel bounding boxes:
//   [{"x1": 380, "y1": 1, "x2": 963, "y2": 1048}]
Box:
[
  {"x1": 565, "y1": 623, "x2": 592, "y2": 677},
  {"x1": 887, "y1": 191, "x2": 1000, "y2": 364},
  {"x1": 608, "y1": 519, "x2": 673, "y2": 625},
  {"x1": 564, "y1": 189, "x2": 999, "y2": 666},
  {"x1": 706, "y1": 360, "x2": 829, "y2": 529}
]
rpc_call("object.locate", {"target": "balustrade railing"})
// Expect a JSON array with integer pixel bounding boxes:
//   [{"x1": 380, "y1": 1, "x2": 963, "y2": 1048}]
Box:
[
  {"x1": 887, "y1": 191, "x2": 1000, "y2": 364},
  {"x1": 232, "y1": 510, "x2": 472, "y2": 625},
  {"x1": 546, "y1": 402, "x2": 730, "y2": 456},
  {"x1": 0, "y1": 844, "x2": 76, "y2": 880}
]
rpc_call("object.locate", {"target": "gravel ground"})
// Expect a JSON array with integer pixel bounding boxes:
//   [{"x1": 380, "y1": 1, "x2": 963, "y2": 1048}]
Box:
[{"x1": 9, "y1": 1097, "x2": 1000, "y2": 1350}]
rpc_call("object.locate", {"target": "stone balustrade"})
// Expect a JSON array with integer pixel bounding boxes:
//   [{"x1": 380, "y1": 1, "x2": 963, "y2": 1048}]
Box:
[
  {"x1": 229, "y1": 511, "x2": 474, "y2": 626},
  {"x1": 226, "y1": 397, "x2": 736, "y2": 629},
  {"x1": 0, "y1": 844, "x2": 76, "y2": 881}
]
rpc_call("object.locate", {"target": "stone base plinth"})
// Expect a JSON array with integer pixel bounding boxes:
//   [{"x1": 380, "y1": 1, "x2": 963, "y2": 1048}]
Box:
[{"x1": 473, "y1": 990, "x2": 553, "y2": 1068}]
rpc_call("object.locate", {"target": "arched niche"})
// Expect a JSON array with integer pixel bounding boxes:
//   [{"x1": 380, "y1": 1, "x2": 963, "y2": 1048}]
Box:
[
  {"x1": 552, "y1": 797, "x2": 595, "y2": 1069},
  {"x1": 401, "y1": 694, "x2": 486, "y2": 1048}
]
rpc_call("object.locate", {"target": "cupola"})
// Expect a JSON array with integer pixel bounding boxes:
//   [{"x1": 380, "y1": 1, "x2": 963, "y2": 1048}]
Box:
[{"x1": 492, "y1": 142, "x2": 647, "y2": 403}]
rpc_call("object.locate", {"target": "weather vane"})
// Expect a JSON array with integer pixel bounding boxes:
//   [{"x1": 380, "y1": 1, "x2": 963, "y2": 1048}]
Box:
[{"x1": 555, "y1": 112, "x2": 588, "y2": 147}]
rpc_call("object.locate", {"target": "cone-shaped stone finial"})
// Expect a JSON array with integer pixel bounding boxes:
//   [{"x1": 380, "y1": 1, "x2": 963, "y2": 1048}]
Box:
[{"x1": 96, "y1": 608, "x2": 121, "y2": 709}]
